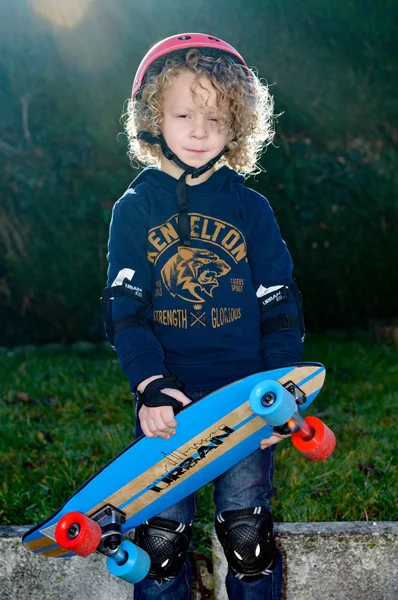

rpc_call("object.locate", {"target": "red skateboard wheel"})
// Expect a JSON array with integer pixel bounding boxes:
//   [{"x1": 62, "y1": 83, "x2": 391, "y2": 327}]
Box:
[
  {"x1": 55, "y1": 511, "x2": 102, "y2": 556},
  {"x1": 291, "y1": 416, "x2": 336, "y2": 461}
]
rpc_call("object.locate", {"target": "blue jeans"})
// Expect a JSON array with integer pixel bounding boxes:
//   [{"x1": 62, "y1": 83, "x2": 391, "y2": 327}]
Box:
[{"x1": 133, "y1": 391, "x2": 282, "y2": 600}]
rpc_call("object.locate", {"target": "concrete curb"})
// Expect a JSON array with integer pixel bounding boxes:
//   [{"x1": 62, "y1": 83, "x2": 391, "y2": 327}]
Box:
[
  {"x1": 1, "y1": 523, "x2": 397, "y2": 599},
  {"x1": 1, "y1": 526, "x2": 132, "y2": 600}
]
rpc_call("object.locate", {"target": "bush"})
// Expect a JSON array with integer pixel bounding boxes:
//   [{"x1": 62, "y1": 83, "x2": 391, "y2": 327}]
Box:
[
  {"x1": 255, "y1": 136, "x2": 398, "y2": 330},
  {"x1": 1, "y1": 0, "x2": 397, "y2": 343}
]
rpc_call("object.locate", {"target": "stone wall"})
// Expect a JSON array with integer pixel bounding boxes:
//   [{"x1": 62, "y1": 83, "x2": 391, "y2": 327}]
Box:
[{"x1": 1, "y1": 522, "x2": 397, "y2": 600}]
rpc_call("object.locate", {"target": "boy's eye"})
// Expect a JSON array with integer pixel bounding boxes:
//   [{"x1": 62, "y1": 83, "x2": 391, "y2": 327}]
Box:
[{"x1": 177, "y1": 114, "x2": 189, "y2": 119}]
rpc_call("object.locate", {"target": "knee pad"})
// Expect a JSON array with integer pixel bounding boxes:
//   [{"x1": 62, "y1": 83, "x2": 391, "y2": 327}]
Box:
[
  {"x1": 134, "y1": 517, "x2": 192, "y2": 580},
  {"x1": 215, "y1": 507, "x2": 277, "y2": 581}
]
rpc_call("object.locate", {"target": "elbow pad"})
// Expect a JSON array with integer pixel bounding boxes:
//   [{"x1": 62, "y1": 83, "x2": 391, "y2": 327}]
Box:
[
  {"x1": 257, "y1": 282, "x2": 305, "y2": 339},
  {"x1": 100, "y1": 270, "x2": 152, "y2": 348}
]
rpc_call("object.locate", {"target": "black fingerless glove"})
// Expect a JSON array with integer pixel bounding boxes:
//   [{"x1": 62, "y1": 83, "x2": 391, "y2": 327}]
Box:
[{"x1": 137, "y1": 374, "x2": 187, "y2": 416}]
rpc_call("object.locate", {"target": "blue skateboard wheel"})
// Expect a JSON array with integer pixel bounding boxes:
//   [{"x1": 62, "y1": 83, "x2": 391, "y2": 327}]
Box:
[
  {"x1": 249, "y1": 379, "x2": 296, "y2": 426},
  {"x1": 106, "y1": 539, "x2": 151, "y2": 583}
]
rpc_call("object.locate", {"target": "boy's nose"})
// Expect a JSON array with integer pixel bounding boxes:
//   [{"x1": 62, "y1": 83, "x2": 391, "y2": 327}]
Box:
[{"x1": 190, "y1": 116, "x2": 208, "y2": 138}]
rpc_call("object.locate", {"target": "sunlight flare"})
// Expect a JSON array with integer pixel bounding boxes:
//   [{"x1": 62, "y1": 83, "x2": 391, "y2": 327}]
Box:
[{"x1": 29, "y1": 0, "x2": 93, "y2": 29}]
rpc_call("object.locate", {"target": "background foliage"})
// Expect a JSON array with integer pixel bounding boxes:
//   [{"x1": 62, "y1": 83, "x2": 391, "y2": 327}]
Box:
[{"x1": 0, "y1": 0, "x2": 397, "y2": 344}]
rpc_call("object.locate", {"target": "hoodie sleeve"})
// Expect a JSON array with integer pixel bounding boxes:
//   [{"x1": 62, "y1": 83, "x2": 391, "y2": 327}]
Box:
[
  {"x1": 244, "y1": 190, "x2": 304, "y2": 370},
  {"x1": 106, "y1": 189, "x2": 167, "y2": 390}
]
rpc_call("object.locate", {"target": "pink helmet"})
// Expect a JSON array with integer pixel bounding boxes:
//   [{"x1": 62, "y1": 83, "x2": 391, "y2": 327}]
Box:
[{"x1": 132, "y1": 32, "x2": 249, "y2": 99}]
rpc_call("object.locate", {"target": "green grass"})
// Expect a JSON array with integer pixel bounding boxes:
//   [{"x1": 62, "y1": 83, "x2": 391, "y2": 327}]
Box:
[
  {"x1": 273, "y1": 335, "x2": 397, "y2": 523},
  {"x1": 1, "y1": 335, "x2": 397, "y2": 554}
]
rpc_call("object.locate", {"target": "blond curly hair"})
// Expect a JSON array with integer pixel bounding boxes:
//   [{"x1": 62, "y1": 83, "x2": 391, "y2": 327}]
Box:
[{"x1": 123, "y1": 49, "x2": 276, "y2": 176}]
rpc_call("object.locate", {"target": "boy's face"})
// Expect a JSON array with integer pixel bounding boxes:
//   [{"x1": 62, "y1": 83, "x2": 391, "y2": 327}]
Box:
[{"x1": 160, "y1": 71, "x2": 231, "y2": 183}]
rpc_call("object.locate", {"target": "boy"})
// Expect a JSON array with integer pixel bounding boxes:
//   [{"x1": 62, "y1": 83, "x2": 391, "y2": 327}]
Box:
[{"x1": 102, "y1": 33, "x2": 304, "y2": 600}]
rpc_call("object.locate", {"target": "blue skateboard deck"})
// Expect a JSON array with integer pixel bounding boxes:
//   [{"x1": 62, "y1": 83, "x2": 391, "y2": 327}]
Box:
[{"x1": 23, "y1": 362, "x2": 325, "y2": 558}]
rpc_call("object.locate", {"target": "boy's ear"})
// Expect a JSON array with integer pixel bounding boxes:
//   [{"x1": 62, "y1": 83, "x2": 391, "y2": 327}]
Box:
[{"x1": 226, "y1": 135, "x2": 238, "y2": 149}]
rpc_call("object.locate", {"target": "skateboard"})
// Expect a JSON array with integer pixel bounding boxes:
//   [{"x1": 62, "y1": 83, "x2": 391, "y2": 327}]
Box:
[{"x1": 23, "y1": 362, "x2": 335, "y2": 583}]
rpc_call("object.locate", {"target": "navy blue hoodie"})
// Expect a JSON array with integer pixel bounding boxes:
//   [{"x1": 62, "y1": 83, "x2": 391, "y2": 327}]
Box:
[{"x1": 106, "y1": 166, "x2": 303, "y2": 393}]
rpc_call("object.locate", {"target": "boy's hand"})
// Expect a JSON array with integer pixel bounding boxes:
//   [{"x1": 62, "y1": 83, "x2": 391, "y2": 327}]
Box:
[
  {"x1": 137, "y1": 375, "x2": 191, "y2": 440},
  {"x1": 260, "y1": 431, "x2": 291, "y2": 450}
]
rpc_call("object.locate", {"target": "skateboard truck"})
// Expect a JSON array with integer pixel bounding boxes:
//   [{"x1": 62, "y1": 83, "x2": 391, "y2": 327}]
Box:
[
  {"x1": 251, "y1": 377, "x2": 336, "y2": 460},
  {"x1": 89, "y1": 505, "x2": 126, "y2": 555},
  {"x1": 273, "y1": 382, "x2": 321, "y2": 442},
  {"x1": 283, "y1": 381, "x2": 306, "y2": 405},
  {"x1": 55, "y1": 505, "x2": 151, "y2": 582}
]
